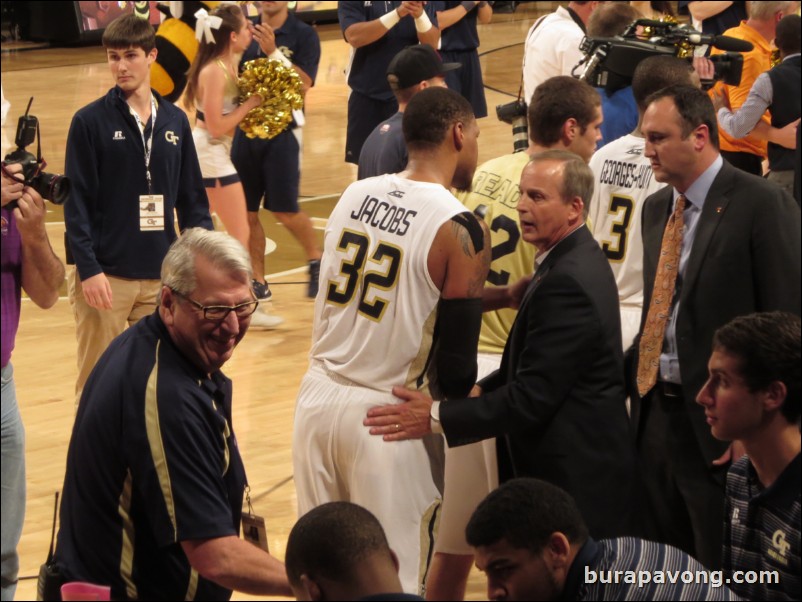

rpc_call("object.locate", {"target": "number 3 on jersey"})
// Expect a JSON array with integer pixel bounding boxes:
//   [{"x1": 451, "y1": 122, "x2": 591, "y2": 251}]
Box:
[
  {"x1": 601, "y1": 194, "x2": 634, "y2": 262},
  {"x1": 325, "y1": 229, "x2": 403, "y2": 322}
]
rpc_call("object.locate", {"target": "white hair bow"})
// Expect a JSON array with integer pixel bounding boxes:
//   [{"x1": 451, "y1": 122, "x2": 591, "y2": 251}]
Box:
[{"x1": 194, "y1": 8, "x2": 223, "y2": 44}]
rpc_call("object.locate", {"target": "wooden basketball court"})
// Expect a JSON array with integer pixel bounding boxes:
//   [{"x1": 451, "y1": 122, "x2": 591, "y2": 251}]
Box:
[{"x1": 2, "y1": 4, "x2": 554, "y2": 599}]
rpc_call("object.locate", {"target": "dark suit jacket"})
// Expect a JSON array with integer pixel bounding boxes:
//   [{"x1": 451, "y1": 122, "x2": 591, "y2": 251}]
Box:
[
  {"x1": 440, "y1": 225, "x2": 636, "y2": 538},
  {"x1": 632, "y1": 160, "x2": 802, "y2": 466}
]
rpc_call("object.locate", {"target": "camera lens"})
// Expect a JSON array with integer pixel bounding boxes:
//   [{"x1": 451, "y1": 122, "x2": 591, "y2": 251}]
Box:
[
  {"x1": 511, "y1": 116, "x2": 529, "y2": 154},
  {"x1": 35, "y1": 173, "x2": 70, "y2": 205}
]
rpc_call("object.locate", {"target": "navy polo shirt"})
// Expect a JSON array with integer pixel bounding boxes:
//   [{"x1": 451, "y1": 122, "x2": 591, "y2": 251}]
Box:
[
  {"x1": 723, "y1": 454, "x2": 801, "y2": 601},
  {"x1": 54, "y1": 312, "x2": 247, "y2": 601},
  {"x1": 358, "y1": 111, "x2": 407, "y2": 179},
  {"x1": 241, "y1": 12, "x2": 321, "y2": 84},
  {"x1": 338, "y1": 1, "x2": 439, "y2": 101},
  {"x1": 435, "y1": 1, "x2": 480, "y2": 51}
]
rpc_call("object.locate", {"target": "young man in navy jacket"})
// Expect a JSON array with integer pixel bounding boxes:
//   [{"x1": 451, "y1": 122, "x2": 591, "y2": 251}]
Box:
[{"x1": 64, "y1": 14, "x2": 212, "y2": 404}]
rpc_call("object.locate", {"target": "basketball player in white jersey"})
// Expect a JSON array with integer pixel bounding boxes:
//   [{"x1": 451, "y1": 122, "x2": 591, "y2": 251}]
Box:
[
  {"x1": 427, "y1": 76, "x2": 604, "y2": 601},
  {"x1": 292, "y1": 87, "x2": 490, "y2": 596},
  {"x1": 589, "y1": 55, "x2": 697, "y2": 352}
]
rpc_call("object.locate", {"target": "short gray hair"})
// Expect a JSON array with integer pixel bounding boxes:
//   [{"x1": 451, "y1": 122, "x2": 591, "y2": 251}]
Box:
[
  {"x1": 527, "y1": 150, "x2": 594, "y2": 219},
  {"x1": 748, "y1": 1, "x2": 796, "y2": 20},
  {"x1": 161, "y1": 228, "x2": 252, "y2": 297}
]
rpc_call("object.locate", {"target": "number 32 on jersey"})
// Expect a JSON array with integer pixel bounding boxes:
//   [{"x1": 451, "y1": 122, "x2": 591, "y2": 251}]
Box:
[{"x1": 325, "y1": 229, "x2": 403, "y2": 322}]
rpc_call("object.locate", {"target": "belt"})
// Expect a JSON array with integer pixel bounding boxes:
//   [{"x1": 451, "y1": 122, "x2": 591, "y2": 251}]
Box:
[{"x1": 657, "y1": 381, "x2": 684, "y2": 398}]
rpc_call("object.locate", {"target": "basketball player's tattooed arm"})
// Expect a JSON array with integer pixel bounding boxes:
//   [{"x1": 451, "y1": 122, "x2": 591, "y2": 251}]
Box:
[
  {"x1": 365, "y1": 213, "x2": 491, "y2": 440},
  {"x1": 430, "y1": 213, "x2": 491, "y2": 398},
  {"x1": 450, "y1": 212, "x2": 491, "y2": 298}
]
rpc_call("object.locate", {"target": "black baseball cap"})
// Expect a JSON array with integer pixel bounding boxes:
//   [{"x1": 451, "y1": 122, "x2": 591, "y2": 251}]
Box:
[{"x1": 386, "y1": 45, "x2": 461, "y2": 89}]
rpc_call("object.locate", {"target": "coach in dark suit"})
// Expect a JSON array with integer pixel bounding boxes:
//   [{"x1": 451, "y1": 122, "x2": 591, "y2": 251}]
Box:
[
  {"x1": 633, "y1": 85, "x2": 801, "y2": 569},
  {"x1": 365, "y1": 150, "x2": 636, "y2": 539}
]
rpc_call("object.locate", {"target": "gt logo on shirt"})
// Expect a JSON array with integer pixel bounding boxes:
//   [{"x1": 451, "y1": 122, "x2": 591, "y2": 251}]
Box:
[
  {"x1": 769, "y1": 530, "x2": 791, "y2": 565},
  {"x1": 165, "y1": 131, "x2": 179, "y2": 146}
]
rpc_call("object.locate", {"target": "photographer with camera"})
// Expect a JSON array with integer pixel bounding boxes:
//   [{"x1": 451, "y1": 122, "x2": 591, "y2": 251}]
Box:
[
  {"x1": 585, "y1": 2, "x2": 641, "y2": 147},
  {"x1": 713, "y1": 14, "x2": 801, "y2": 197},
  {"x1": 64, "y1": 14, "x2": 212, "y2": 405},
  {"x1": 709, "y1": 0, "x2": 799, "y2": 176},
  {"x1": 1, "y1": 162, "x2": 65, "y2": 601},
  {"x1": 522, "y1": 1, "x2": 604, "y2": 107}
]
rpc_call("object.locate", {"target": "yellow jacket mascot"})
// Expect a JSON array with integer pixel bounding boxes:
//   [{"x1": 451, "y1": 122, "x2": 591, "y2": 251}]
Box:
[{"x1": 152, "y1": 1, "x2": 223, "y2": 102}]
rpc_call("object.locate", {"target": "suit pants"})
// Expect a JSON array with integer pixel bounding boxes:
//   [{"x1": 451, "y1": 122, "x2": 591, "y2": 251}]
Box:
[{"x1": 637, "y1": 382, "x2": 727, "y2": 569}]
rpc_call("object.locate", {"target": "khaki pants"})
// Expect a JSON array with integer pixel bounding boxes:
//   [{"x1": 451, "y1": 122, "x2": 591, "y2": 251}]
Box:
[{"x1": 68, "y1": 268, "x2": 160, "y2": 406}]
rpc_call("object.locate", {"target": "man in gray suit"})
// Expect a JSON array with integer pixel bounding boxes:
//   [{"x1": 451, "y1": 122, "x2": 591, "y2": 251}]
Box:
[{"x1": 633, "y1": 84, "x2": 801, "y2": 569}]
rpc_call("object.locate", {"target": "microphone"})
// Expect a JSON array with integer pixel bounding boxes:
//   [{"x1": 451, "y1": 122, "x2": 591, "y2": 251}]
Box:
[
  {"x1": 577, "y1": 45, "x2": 608, "y2": 82},
  {"x1": 687, "y1": 32, "x2": 754, "y2": 52}
]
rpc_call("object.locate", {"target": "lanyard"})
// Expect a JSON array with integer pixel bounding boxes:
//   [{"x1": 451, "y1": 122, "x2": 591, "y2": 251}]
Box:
[{"x1": 131, "y1": 95, "x2": 158, "y2": 194}]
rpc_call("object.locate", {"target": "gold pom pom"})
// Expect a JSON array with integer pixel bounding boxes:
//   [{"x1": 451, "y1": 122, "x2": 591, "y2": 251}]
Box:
[{"x1": 238, "y1": 58, "x2": 304, "y2": 139}]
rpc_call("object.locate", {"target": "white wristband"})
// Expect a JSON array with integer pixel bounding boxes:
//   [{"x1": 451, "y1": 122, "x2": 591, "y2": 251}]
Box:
[
  {"x1": 269, "y1": 48, "x2": 292, "y2": 68},
  {"x1": 415, "y1": 12, "x2": 433, "y2": 33},
  {"x1": 379, "y1": 9, "x2": 401, "y2": 29}
]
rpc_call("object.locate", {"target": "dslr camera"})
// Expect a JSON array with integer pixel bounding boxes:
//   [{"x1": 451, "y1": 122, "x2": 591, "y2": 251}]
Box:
[
  {"x1": 3, "y1": 98, "x2": 70, "y2": 208},
  {"x1": 496, "y1": 98, "x2": 529, "y2": 153}
]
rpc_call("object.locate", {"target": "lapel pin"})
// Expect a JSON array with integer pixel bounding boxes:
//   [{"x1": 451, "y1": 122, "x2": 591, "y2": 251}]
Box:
[{"x1": 716, "y1": 206, "x2": 723, "y2": 213}]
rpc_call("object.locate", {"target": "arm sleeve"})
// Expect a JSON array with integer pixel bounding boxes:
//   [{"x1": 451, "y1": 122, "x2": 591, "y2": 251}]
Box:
[
  {"x1": 175, "y1": 112, "x2": 213, "y2": 232},
  {"x1": 723, "y1": 49, "x2": 770, "y2": 124},
  {"x1": 338, "y1": 1, "x2": 367, "y2": 37},
  {"x1": 134, "y1": 386, "x2": 238, "y2": 546},
  {"x1": 64, "y1": 112, "x2": 103, "y2": 280},
  {"x1": 440, "y1": 273, "x2": 602, "y2": 445},
  {"x1": 431, "y1": 298, "x2": 483, "y2": 399},
  {"x1": 717, "y1": 72, "x2": 772, "y2": 138}
]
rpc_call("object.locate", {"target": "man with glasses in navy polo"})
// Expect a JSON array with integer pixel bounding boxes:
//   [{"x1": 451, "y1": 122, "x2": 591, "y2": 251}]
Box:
[{"x1": 54, "y1": 229, "x2": 292, "y2": 601}]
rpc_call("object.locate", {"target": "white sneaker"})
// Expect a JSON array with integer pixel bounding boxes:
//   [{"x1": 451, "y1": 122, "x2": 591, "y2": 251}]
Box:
[{"x1": 249, "y1": 307, "x2": 284, "y2": 330}]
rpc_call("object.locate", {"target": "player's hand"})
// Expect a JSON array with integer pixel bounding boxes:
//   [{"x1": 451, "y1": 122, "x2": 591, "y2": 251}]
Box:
[
  {"x1": 712, "y1": 440, "x2": 746, "y2": 467},
  {"x1": 1, "y1": 163, "x2": 25, "y2": 207},
  {"x1": 364, "y1": 385, "x2": 433, "y2": 441},
  {"x1": 252, "y1": 22, "x2": 277, "y2": 55},
  {"x1": 81, "y1": 272, "x2": 114, "y2": 310},
  {"x1": 402, "y1": 1, "x2": 425, "y2": 18}
]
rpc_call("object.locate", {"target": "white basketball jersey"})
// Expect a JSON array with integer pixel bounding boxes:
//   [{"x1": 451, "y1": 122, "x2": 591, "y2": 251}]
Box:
[
  {"x1": 589, "y1": 134, "x2": 668, "y2": 310},
  {"x1": 310, "y1": 174, "x2": 465, "y2": 391}
]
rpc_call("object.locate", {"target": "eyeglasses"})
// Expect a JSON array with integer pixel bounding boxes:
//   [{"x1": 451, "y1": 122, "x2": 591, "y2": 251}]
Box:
[{"x1": 171, "y1": 289, "x2": 259, "y2": 321}]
